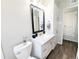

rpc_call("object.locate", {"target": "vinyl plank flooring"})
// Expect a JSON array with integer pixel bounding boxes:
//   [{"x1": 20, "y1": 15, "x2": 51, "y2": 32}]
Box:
[{"x1": 46, "y1": 40, "x2": 78, "y2": 59}]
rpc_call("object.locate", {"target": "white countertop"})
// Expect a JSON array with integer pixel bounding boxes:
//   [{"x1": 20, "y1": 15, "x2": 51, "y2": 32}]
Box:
[{"x1": 32, "y1": 33, "x2": 55, "y2": 45}]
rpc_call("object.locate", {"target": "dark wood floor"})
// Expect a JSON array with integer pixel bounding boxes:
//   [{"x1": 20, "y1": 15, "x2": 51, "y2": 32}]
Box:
[{"x1": 47, "y1": 40, "x2": 78, "y2": 59}]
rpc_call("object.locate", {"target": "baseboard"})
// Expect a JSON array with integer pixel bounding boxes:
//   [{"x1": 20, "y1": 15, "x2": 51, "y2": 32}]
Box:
[
  {"x1": 57, "y1": 41, "x2": 63, "y2": 45},
  {"x1": 63, "y1": 35, "x2": 78, "y2": 43}
]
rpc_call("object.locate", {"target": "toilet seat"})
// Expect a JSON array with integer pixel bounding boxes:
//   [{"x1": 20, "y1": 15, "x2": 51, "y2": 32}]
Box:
[{"x1": 27, "y1": 56, "x2": 37, "y2": 59}]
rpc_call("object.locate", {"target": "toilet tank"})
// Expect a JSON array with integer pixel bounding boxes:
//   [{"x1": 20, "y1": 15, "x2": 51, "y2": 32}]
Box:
[{"x1": 13, "y1": 41, "x2": 32, "y2": 59}]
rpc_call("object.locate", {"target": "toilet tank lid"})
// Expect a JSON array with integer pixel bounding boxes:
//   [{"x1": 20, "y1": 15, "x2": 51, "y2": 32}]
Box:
[{"x1": 13, "y1": 41, "x2": 32, "y2": 53}]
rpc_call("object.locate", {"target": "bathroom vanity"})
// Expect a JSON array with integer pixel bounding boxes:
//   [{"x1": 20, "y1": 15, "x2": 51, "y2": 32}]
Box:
[
  {"x1": 30, "y1": 3, "x2": 57, "y2": 59},
  {"x1": 31, "y1": 34, "x2": 57, "y2": 59}
]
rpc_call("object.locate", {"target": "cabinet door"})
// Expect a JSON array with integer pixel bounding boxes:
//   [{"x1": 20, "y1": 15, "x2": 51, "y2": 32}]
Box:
[
  {"x1": 64, "y1": 12, "x2": 76, "y2": 36},
  {"x1": 42, "y1": 41, "x2": 51, "y2": 58},
  {"x1": 50, "y1": 37, "x2": 57, "y2": 49}
]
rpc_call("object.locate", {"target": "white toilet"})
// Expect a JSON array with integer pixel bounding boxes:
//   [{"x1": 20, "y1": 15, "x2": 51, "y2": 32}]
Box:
[{"x1": 13, "y1": 41, "x2": 36, "y2": 59}]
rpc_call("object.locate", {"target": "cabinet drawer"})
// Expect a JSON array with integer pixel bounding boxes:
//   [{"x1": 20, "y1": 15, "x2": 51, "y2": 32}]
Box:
[{"x1": 42, "y1": 40, "x2": 51, "y2": 51}]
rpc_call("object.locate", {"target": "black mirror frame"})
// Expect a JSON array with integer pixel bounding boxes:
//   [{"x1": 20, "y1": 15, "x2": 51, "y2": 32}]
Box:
[{"x1": 30, "y1": 4, "x2": 45, "y2": 36}]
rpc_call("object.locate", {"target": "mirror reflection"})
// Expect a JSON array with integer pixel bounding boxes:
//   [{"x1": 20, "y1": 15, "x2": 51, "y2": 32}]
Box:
[{"x1": 33, "y1": 8, "x2": 40, "y2": 31}]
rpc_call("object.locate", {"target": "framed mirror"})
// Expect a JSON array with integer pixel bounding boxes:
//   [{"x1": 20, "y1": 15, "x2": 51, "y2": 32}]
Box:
[{"x1": 30, "y1": 4, "x2": 45, "y2": 38}]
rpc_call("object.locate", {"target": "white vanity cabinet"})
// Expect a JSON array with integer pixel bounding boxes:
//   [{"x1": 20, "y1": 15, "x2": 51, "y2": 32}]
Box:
[{"x1": 31, "y1": 34, "x2": 57, "y2": 59}]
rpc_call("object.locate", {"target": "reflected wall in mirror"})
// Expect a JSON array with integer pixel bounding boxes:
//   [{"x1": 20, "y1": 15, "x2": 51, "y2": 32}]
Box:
[{"x1": 30, "y1": 4, "x2": 45, "y2": 38}]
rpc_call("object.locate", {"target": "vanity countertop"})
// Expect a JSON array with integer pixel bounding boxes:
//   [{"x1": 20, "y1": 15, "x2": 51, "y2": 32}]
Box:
[{"x1": 32, "y1": 33, "x2": 55, "y2": 45}]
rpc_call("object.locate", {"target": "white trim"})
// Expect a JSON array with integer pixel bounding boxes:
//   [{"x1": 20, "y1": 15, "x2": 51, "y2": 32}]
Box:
[
  {"x1": 64, "y1": 35, "x2": 78, "y2": 42},
  {"x1": 1, "y1": 48, "x2": 5, "y2": 59}
]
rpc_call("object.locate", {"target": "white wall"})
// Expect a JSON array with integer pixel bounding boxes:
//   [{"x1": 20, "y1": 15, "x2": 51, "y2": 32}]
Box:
[
  {"x1": 1, "y1": 0, "x2": 32, "y2": 59},
  {"x1": 54, "y1": 0, "x2": 64, "y2": 44},
  {"x1": 54, "y1": 0, "x2": 78, "y2": 44},
  {"x1": 2, "y1": 0, "x2": 55, "y2": 59},
  {"x1": 53, "y1": 3, "x2": 59, "y2": 42}
]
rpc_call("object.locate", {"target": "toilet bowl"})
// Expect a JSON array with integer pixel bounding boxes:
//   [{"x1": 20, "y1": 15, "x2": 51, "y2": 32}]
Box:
[{"x1": 13, "y1": 41, "x2": 36, "y2": 59}]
